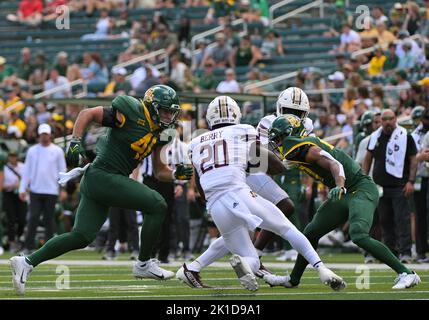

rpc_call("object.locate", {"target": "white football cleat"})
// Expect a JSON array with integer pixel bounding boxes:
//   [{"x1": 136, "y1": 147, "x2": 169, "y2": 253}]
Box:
[
  {"x1": 230, "y1": 255, "x2": 258, "y2": 292},
  {"x1": 392, "y1": 272, "x2": 421, "y2": 289},
  {"x1": 10, "y1": 256, "x2": 33, "y2": 296},
  {"x1": 176, "y1": 263, "x2": 211, "y2": 288},
  {"x1": 317, "y1": 266, "x2": 346, "y2": 291},
  {"x1": 263, "y1": 274, "x2": 297, "y2": 288},
  {"x1": 133, "y1": 259, "x2": 174, "y2": 280}
]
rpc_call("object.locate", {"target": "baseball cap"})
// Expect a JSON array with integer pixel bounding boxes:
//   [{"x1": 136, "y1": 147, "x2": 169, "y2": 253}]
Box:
[
  {"x1": 0, "y1": 56, "x2": 6, "y2": 66},
  {"x1": 38, "y1": 123, "x2": 52, "y2": 135},
  {"x1": 328, "y1": 71, "x2": 345, "y2": 81}
]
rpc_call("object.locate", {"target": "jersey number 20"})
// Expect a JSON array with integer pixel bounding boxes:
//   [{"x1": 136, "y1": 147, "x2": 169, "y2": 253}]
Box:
[{"x1": 200, "y1": 140, "x2": 229, "y2": 174}]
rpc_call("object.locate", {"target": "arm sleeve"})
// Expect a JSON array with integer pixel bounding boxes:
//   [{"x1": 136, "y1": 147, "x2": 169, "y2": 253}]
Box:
[
  {"x1": 286, "y1": 144, "x2": 311, "y2": 162},
  {"x1": 58, "y1": 148, "x2": 67, "y2": 174},
  {"x1": 101, "y1": 106, "x2": 117, "y2": 128}
]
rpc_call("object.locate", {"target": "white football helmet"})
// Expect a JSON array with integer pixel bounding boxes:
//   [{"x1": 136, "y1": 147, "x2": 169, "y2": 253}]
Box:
[
  {"x1": 276, "y1": 87, "x2": 310, "y2": 120},
  {"x1": 206, "y1": 96, "x2": 242, "y2": 129}
]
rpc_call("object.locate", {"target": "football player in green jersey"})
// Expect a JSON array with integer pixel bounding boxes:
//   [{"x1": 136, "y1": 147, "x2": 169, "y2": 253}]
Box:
[
  {"x1": 10, "y1": 85, "x2": 193, "y2": 295},
  {"x1": 264, "y1": 114, "x2": 421, "y2": 290}
]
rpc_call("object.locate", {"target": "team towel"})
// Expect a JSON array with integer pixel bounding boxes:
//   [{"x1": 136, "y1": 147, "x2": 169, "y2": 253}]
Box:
[{"x1": 368, "y1": 125, "x2": 408, "y2": 178}]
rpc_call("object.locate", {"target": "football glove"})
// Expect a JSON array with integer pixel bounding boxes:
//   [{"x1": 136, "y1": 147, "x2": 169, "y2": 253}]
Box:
[
  {"x1": 66, "y1": 137, "x2": 86, "y2": 168},
  {"x1": 328, "y1": 186, "x2": 347, "y2": 201},
  {"x1": 282, "y1": 159, "x2": 297, "y2": 170},
  {"x1": 173, "y1": 164, "x2": 193, "y2": 180}
]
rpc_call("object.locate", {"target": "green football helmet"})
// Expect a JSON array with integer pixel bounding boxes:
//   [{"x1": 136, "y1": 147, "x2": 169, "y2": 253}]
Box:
[
  {"x1": 411, "y1": 105, "x2": 425, "y2": 123},
  {"x1": 268, "y1": 115, "x2": 305, "y2": 155},
  {"x1": 359, "y1": 110, "x2": 375, "y2": 134},
  {"x1": 143, "y1": 84, "x2": 181, "y2": 129}
]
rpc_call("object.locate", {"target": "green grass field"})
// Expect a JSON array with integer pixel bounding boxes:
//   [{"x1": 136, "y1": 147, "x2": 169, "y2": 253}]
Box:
[{"x1": 0, "y1": 250, "x2": 428, "y2": 300}]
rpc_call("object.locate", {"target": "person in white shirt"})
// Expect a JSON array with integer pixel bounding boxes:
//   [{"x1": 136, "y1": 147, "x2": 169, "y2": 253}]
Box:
[
  {"x1": 19, "y1": 124, "x2": 67, "y2": 253},
  {"x1": 4, "y1": 150, "x2": 26, "y2": 252},
  {"x1": 339, "y1": 24, "x2": 361, "y2": 53},
  {"x1": 44, "y1": 69, "x2": 71, "y2": 99},
  {"x1": 216, "y1": 69, "x2": 241, "y2": 93}
]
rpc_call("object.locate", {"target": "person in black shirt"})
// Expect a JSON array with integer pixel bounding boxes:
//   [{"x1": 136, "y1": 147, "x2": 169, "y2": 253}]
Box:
[{"x1": 363, "y1": 109, "x2": 417, "y2": 263}]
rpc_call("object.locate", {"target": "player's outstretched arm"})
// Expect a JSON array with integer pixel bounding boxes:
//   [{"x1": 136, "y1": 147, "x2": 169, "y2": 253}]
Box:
[{"x1": 152, "y1": 145, "x2": 193, "y2": 182}]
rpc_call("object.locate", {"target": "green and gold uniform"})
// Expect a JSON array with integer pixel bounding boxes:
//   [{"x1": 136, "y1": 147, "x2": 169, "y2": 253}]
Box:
[
  {"x1": 278, "y1": 135, "x2": 412, "y2": 284},
  {"x1": 28, "y1": 95, "x2": 169, "y2": 266}
]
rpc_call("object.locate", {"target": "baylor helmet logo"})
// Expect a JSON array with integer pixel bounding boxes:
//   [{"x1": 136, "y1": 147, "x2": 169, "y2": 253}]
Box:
[
  {"x1": 285, "y1": 114, "x2": 301, "y2": 128},
  {"x1": 145, "y1": 88, "x2": 154, "y2": 103}
]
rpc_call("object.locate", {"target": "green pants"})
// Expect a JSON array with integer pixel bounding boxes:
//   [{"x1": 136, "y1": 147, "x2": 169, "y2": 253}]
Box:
[
  {"x1": 28, "y1": 164, "x2": 167, "y2": 266},
  {"x1": 290, "y1": 176, "x2": 411, "y2": 285}
]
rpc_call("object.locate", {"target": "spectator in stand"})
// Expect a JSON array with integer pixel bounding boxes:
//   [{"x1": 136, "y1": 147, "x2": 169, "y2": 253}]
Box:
[
  {"x1": 191, "y1": 39, "x2": 210, "y2": 71},
  {"x1": 327, "y1": 71, "x2": 345, "y2": 105},
  {"x1": 327, "y1": 0, "x2": 353, "y2": 37},
  {"x1": 3, "y1": 86, "x2": 25, "y2": 116},
  {"x1": 0, "y1": 57, "x2": 16, "y2": 87},
  {"x1": 101, "y1": 67, "x2": 131, "y2": 97},
  {"x1": 404, "y1": 1, "x2": 421, "y2": 35},
  {"x1": 159, "y1": 72, "x2": 179, "y2": 92},
  {"x1": 17, "y1": 48, "x2": 33, "y2": 82},
  {"x1": 129, "y1": 63, "x2": 160, "y2": 91},
  {"x1": 44, "y1": 69, "x2": 71, "y2": 99},
  {"x1": 4, "y1": 150, "x2": 26, "y2": 253},
  {"x1": 356, "y1": 86, "x2": 373, "y2": 109},
  {"x1": 216, "y1": 68, "x2": 240, "y2": 93},
  {"x1": 224, "y1": 24, "x2": 240, "y2": 49},
  {"x1": 205, "y1": 0, "x2": 237, "y2": 25},
  {"x1": 43, "y1": 0, "x2": 68, "y2": 22},
  {"x1": 229, "y1": 35, "x2": 262, "y2": 68},
  {"x1": 241, "y1": 0, "x2": 270, "y2": 26},
  {"x1": 202, "y1": 33, "x2": 231, "y2": 68},
  {"x1": 118, "y1": 29, "x2": 152, "y2": 63},
  {"x1": 28, "y1": 52, "x2": 48, "y2": 94},
  {"x1": 54, "y1": 52, "x2": 69, "y2": 78},
  {"x1": 85, "y1": 53, "x2": 108, "y2": 88},
  {"x1": 81, "y1": 9, "x2": 112, "y2": 41},
  {"x1": 192, "y1": 58, "x2": 217, "y2": 93},
  {"x1": 368, "y1": 45, "x2": 386, "y2": 77},
  {"x1": 389, "y1": 3, "x2": 407, "y2": 28},
  {"x1": 398, "y1": 41, "x2": 418, "y2": 71},
  {"x1": 35, "y1": 102, "x2": 51, "y2": 124},
  {"x1": 341, "y1": 87, "x2": 357, "y2": 114},
  {"x1": 339, "y1": 23, "x2": 361, "y2": 53},
  {"x1": 396, "y1": 69, "x2": 411, "y2": 89},
  {"x1": 384, "y1": 42, "x2": 399, "y2": 73},
  {"x1": 134, "y1": 65, "x2": 160, "y2": 96},
  {"x1": 325, "y1": 114, "x2": 342, "y2": 143},
  {"x1": 8, "y1": 112, "x2": 27, "y2": 139},
  {"x1": 7, "y1": 0, "x2": 43, "y2": 27},
  {"x1": 152, "y1": 23, "x2": 179, "y2": 56},
  {"x1": 372, "y1": 6, "x2": 389, "y2": 25},
  {"x1": 396, "y1": 30, "x2": 426, "y2": 66},
  {"x1": 170, "y1": 54, "x2": 192, "y2": 91},
  {"x1": 260, "y1": 29, "x2": 284, "y2": 58},
  {"x1": 375, "y1": 21, "x2": 396, "y2": 46}
]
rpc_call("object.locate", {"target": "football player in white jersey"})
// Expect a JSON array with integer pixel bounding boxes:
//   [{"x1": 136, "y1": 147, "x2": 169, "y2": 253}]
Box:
[
  {"x1": 179, "y1": 95, "x2": 345, "y2": 291},
  {"x1": 248, "y1": 87, "x2": 313, "y2": 259}
]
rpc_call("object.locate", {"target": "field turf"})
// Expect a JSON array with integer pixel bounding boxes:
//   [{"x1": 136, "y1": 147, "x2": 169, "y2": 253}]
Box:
[{"x1": 0, "y1": 250, "x2": 428, "y2": 300}]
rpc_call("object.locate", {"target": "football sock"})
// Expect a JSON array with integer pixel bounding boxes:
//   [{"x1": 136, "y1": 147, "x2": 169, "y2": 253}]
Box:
[
  {"x1": 187, "y1": 261, "x2": 202, "y2": 272},
  {"x1": 283, "y1": 228, "x2": 322, "y2": 267},
  {"x1": 194, "y1": 237, "x2": 229, "y2": 269},
  {"x1": 27, "y1": 231, "x2": 89, "y2": 267},
  {"x1": 138, "y1": 211, "x2": 166, "y2": 262},
  {"x1": 355, "y1": 237, "x2": 411, "y2": 274}
]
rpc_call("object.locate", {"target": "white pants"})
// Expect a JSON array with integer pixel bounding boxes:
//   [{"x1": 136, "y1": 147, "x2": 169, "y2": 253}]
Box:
[
  {"x1": 246, "y1": 173, "x2": 288, "y2": 205},
  {"x1": 197, "y1": 188, "x2": 321, "y2": 272},
  {"x1": 208, "y1": 187, "x2": 297, "y2": 273}
]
